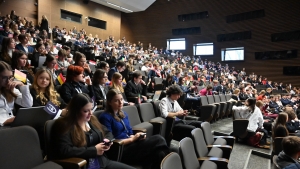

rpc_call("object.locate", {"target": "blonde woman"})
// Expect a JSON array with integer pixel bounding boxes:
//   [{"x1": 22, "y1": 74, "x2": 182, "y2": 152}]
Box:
[{"x1": 109, "y1": 72, "x2": 134, "y2": 106}]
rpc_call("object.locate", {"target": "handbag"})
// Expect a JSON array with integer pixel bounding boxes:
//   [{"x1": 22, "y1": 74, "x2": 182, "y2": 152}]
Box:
[{"x1": 247, "y1": 132, "x2": 263, "y2": 147}]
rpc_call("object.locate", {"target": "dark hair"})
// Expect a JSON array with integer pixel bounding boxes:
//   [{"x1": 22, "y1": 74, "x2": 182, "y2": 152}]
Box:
[
  {"x1": 35, "y1": 43, "x2": 44, "y2": 50},
  {"x1": 0, "y1": 61, "x2": 17, "y2": 102},
  {"x1": 206, "y1": 85, "x2": 213, "y2": 90},
  {"x1": 178, "y1": 77, "x2": 184, "y2": 85},
  {"x1": 98, "y1": 61, "x2": 108, "y2": 69},
  {"x1": 116, "y1": 61, "x2": 126, "y2": 68},
  {"x1": 282, "y1": 136, "x2": 300, "y2": 156},
  {"x1": 105, "y1": 89, "x2": 125, "y2": 121},
  {"x1": 43, "y1": 55, "x2": 56, "y2": 66},
  {"x1": 246, "y1": 98, "x2": 256, "y2": 113},
  {"x1": 166, "y1": 84, "x2": 183, "y2": 96},
  {"x1": 11, "y1": 50, "x2": 27, "y2": 69},
  {"x1": 66, "y1": 65, "x2": 84, "y2": 82},
  {"x1": 132, "y1": 71, "x2": 142, "y2": 79},
  {"x1": 62, "y1": 45, "x2": 70, "y2": 51},
  {"x1": 74, "y1": 52, "x2": 86, "y2": 65},
  {"x1": 1, "y1": 37, "x2": 14, "y2": 64},
  {"x1": 18, "y1": 34, "x2": 26, "y2": 42},
  {"x1": 92, "y1": 69, "x2": 106, "y2": 85},
  {"x1": 58, "y1": 49, "x2": 67, "y2": 58},
  {"x1": 56, "y1": 93, "x2": 104, "y2": 147}
]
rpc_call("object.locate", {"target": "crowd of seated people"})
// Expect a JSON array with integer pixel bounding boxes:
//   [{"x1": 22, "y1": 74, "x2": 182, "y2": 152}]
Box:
[{"x1": 1, "y1": 9, "x2": 300, "y2": 168}]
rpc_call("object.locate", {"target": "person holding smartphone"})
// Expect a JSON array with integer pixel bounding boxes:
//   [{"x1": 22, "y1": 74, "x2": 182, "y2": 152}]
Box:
[
  {"x1": 99, "y1": 89, "x2": 170, "y2": 169},
  {"x1": 51, "y1": 93, "x2": 135, "y2": 169}
]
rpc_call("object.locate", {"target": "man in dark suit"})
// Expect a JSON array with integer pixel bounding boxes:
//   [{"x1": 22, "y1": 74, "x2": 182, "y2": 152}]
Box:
[
  {"x1": 108, "y1": 61, "x2": 126, "y2": 81},
  {"x1": 15, "y1": 34, "x2": 34, "y2": 54},
  {"x1": 193, "y1": 70, "x2": 201, "y2": 81},
  {"x1": 217, "y1": 80, "x2": 227, "y2": 95},
  {"x1": 124, "y1": 71, "x2": 147, "y2": 102},
  {"x1": 281, "y1": 94, "x2": 292, "y2": 107},
  {"x1": 97, "y1": 48, "x2": 110, "y2": 61}
]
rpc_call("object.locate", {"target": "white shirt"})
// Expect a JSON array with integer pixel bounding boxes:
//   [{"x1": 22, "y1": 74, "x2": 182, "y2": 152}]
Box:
[
  {"x1": 99, "y1": 85, "x2": 106, "y2": 99},
  {"x1": 159, "y1": 97, "x2": 183, "y2": 118},
  {"x1": 232, "y1": 105, "x2": 263, "y2": 132},
  {"x1": 0, "y1": 85, "x2": 33, "y2": 125}
]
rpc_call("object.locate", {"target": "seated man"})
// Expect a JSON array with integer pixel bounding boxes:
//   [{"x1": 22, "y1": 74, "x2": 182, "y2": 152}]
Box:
[
  {"x1": 124, "y1": 71, "x2": 147, "y2": 103},
  {"x1": 276, "y1": 136, "x2": 300, "y2": 169},
  {"x1": 159, "y1": 84, "x2": 202, "y2": 142},
  {"x1": 107, "y1": 61, "x2": 126, "y2": 81},
  {"x1": 269, "y1": 95, "x2": 282, "y2": 113},
  {"x1": 177, "y1": 77, "x2": 199, "y2": 112}
]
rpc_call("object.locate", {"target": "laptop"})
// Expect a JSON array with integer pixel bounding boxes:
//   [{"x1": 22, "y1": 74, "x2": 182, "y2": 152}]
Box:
[{"x1": 11, "y1": 106, "x2": 51, "y2": 128}]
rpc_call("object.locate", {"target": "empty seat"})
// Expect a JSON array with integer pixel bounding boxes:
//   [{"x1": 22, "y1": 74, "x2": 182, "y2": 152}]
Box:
[
  {"x1": 201, "y1": 122, "x2": 235, "y2": 148},
  {"x1": 214, "y1": 95, "x2": 227, "y2": 118},
  {"x1": 199, "y1": 96, "x2": 216, "y2": 122},
  {"x1": 0, "y1": 126, "x2": 63, "y2": 169},
  {"x1": 138, "y1": 103, "x2": 167, "y2": 137},
  {"x1": 160, "y1": 152, "x2": 183, "y2": 169},
  {"x1": 122, "y1": 105, "x2": 154, "y2": 136},
  {"x1": 179, "y1": 137, "x2": 225, "y2": 169},
  {"x1": 220, "y1": 95, "x2": 233, "y2": 116},
  {"x1": 207, "y1": 95, "x2": 221, "y2": 120}
]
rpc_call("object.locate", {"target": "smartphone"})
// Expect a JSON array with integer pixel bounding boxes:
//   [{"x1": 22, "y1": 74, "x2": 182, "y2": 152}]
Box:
[
  {"x1": 139, "y1": 133, "x2": 146, "y2": 139},
  {"x1": 103, "y1": 138, "x2": 115, "y2": 146}
]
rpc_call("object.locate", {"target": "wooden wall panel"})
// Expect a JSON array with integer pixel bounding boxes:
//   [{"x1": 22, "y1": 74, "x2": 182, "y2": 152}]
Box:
[
  {"x1": 0, "y1": 0, "x2": 37, "y2": 24},
  {"x1": 38, "y1": 0, "x2": 121, "y2": 40},
  {"x1": 121, "y1": 0, "x2": 300, "y2": 86}
]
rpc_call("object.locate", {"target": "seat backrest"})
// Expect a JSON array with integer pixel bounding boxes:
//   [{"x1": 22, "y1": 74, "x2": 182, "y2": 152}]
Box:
[
  {"x1": 154, "y1": 77, "x2": 163, "y2": 84},
  {"x1": 161, "y1": 152, "x2": 183, "y2": 169},
  {"x1": 0, "y1": 126, "x2": 44, "y2": 169},
  {"x1": 201, "y1": 122, "x2": 214, "y2": 145},
  {"x1": 207, "y1": 95, "x2": 215, "y2": 104},
  {"x1": 191, "y1": 128, "x2": 209, "y2": 157},
  {"x1": 179, "y1": 137, "x2": 200, "y2": 169},
  {"x1": 93, "y1": 110, "x2": 105, "y2": 119},
  {"x1": 152, "y1": 100, "x2": 162, "y2": 117},
  {"x1": 233, "y1": 119, "x2": 249, "y2": 138},
  {"x1": 225, "y1": 95, "x2": 232, "y2": 101},
  {"x1": 200, "y1": 96, "x2": 209, "y2": 106},
  {"x1": 273, "y1": 137, "x2": 284, "y2": 155},
  {"x1": 138, "y1": 103, "x2": 156, "y2": 121},
  {"x1": 220, "y1": 95, "x2": 227, "y2": 102},
  {"x1": 214, "y1": 95, "x2": 221, "y2": 103},
  {"x1": 44, "y1": 120, "x2": 56, "y2": 160},
  {"x1": 122, "y1": 105, "x2": 141, "y2": 126}
]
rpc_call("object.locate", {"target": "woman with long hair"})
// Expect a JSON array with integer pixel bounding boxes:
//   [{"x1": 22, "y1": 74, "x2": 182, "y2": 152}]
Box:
[
  {"x1": 52, "y1": 93, "x2": 135, "y2": 169},
  {"x1": 59, "y1": 65, "x2": 93, "y2": 103},
  {"x1": 92, "y1": 69, "x2": 108, "y2": 101},
  {"x1": 232, "y1": 98, "x2": 268, "y2": 148},
  {"x1": 30, "y1": 69, "x2": 66, "y2": 108},
  {"x1": 0, "y1": 61, "x2": 33, "y2": 126},
  {"x1": 99, "y1": 89, "x2": 169, "y2": 169},
  {"x1": 272, "y1": 113, "x2": 289, "y2": 139},
  {"x1": 0, "y1": 37, "x2": 16, "y2": 64},
  {"x1": 110, "y1": 72, "x2": 134, "y2": 106},
  {"x1": 73, "y1": 52, "x2": 91, "y2": 77},
  {"x1": 11, "y1": 50, "x2": 34, "y2": 85},
  {"x1": 41, "y1": 55, "x2": 60, "y2": 85}
]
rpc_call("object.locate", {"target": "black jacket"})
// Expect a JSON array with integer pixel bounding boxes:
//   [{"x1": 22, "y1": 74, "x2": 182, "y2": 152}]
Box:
[
  {"x1": 92, "y1": 84, "x2": 109, "y2": 101},
  {"x1": 124, "y1": 80, "x2": 145, "y2": 98},
  {"x1": 59, "y1": 81, "x2": 94, "y2": 103}
]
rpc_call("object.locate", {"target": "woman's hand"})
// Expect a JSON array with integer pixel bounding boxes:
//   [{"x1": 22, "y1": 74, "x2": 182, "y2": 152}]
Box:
[
  {"x1": 7, "y1": 80, "x2": 24, "y2": 90},
  {"x1": 128, "y1": 102, "x2": 135, "y2": 106},
  {"x1": 95, "y1": 142, "x2": 111, "y2": 155},
  {"x1": 83, "y1": 63, "x2": 91, "y2": 73}
]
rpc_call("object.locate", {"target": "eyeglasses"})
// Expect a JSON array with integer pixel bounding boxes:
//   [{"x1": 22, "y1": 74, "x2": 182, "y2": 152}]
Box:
[{"x1": 1, "y1": 76, "x2": 14, "y2": 81}]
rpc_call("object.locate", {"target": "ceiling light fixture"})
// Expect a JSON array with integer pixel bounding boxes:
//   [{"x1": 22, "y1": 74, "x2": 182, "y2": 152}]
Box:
[{"x1": 106, "y1": 1, "x2": 133, "y2": 12}]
